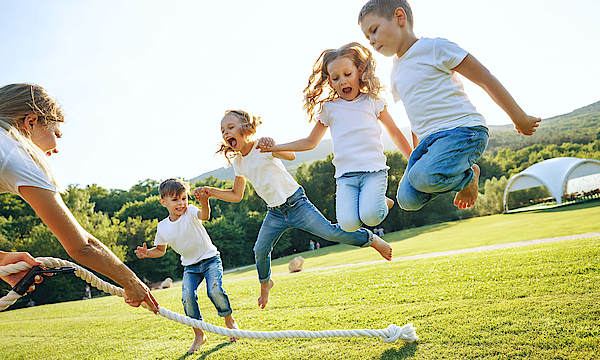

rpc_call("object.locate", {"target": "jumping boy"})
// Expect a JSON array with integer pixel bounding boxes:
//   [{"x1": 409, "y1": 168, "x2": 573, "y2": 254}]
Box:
[
  {"x1": 135, "y1": 178, "x2": 238, "y2": 354},
  {"x1": 358, "y1": 0, "x2": 541, "y2": 211}
]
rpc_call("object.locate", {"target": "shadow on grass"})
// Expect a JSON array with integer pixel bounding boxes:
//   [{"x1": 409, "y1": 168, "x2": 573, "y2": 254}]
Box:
[
  {"x1": 176, "y1": 342, "x2": 233, "y2": 360},
  {"x1": 380, "y1": 342, "x2": 418, "y2": 359}
]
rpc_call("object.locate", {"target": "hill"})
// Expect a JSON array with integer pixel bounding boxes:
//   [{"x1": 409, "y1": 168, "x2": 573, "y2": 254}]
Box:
[{"x1": 191, "y1": 100, "x2": 600, "y2": 182}]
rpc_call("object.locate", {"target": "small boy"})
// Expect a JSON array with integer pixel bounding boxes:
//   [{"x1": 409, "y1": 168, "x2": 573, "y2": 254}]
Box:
[
  {"x1": 135, "y1": 178, "x2": 238, "y2": 354},
  {"x1": 358, "y1": 0, "x2": 541, "y2": 211}
]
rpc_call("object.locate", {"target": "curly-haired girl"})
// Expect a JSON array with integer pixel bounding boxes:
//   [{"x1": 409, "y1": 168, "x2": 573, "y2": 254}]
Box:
[
  {"x1": 258, "y1": 42, "x2": 413, "y2": 232},
  {"x1": 196, "y1": 109, "x2": 392, "y2": 309}
]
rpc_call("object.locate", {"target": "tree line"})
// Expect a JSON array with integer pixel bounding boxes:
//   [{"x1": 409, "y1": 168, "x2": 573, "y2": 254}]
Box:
[{"x1": 2, "y1": 138, "x2": 600, "y2": 307}]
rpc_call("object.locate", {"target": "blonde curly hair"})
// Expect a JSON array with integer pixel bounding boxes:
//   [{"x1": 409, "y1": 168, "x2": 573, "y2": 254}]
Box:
[
  {"x1": 216, "y1": 109, "x2": 262, "y2": 162},
  {"x1": 303, "y1": 42, "x2": 383, "y2": 121}
]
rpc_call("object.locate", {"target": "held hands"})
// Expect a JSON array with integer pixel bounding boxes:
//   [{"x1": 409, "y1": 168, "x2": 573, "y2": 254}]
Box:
[
  {"x1": 255, "y1": 137, "x2": 277, "y2": 152},
  {"x1": 193, "y1": 187, "x2": 211, "y2": 202},
  {"x1": 514, "y1": 115, "x2": 541, "y2": 135}
]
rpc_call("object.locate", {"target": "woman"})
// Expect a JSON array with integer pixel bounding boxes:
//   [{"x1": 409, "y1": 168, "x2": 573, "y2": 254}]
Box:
[{"x1": 0, "y1": 83, "x2": 158, "y2": 312}]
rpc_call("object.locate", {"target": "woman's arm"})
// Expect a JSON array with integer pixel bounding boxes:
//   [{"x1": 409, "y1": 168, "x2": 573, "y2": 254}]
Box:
[
  {"x1": 379, "y1": 108, "x2": 412, "y2": 159},
  {"x1": 19, "y1": 186, "x2": 159, "y2": 313},
  {"x1": 197, "y1": 176, "x2": 246, "y2": 203}
]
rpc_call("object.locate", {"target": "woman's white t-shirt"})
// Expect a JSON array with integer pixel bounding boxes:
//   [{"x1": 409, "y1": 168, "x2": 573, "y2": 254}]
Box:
[
  {"x1": 232, "y1": 146, "x2": 299, "y2": 207},
  {"x1": 154, "y1": 204, "x2": 218, "y2": 266},
  {"x1": 0, "y1": 129, "x2": 55, "y2": 196},
  {"x1": 316, "y1": 94, "x2": 389, "y2": 178}
]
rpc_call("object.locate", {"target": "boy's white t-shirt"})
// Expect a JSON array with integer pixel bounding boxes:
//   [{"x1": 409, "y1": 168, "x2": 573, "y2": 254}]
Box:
[
  {"x1": 0, "y1": 129, "x2": 56, "y2": 196},
  {"x1": 317, "y1": 94, "x2": 390, "y2": 178},
  {"x1": 154, "y1": 204, "x2": 218, "y2": 266},
  {"x1": 232, "y1": 146, "x2": 299, "y2": 207},
  {"x1": 391, "y1": 37, "x2": 487, "y2": 141}
]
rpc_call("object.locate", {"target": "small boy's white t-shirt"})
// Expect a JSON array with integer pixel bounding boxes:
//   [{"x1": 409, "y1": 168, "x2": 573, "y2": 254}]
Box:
[
  {"x1": 0, "y1": 129, "x2": 56, "y2": 196},
  {"x1": 316, "y1": 94, "x2": 389, "y2": 178},
  {"x1": 233, "y1": 146, "x2": 299, "y2": 207},
  {"x1": 391, "y1": 37, "x2": 487, "y2": 141},
  {"x1": 154, "y1": 204, "x2": 218, "y2": 266}
]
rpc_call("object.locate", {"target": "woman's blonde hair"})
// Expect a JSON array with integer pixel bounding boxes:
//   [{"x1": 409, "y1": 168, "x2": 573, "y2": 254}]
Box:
[
  {"x1": 303, "y1": 42, "x2": 383, "y2": 121},
  {"x1": 0, "y1": 84, "x2": 65, "y2": 188},
  {"x1": 216, "y1": 109, "x2": 262, "y2": 163}
]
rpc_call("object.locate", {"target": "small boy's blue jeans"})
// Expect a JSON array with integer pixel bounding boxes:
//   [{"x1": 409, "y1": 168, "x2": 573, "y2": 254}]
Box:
[
  {"x1": 397, "y1": 126, "x2": 488, "y2": 211},
  {"x1": 335, "y1": 169, "x2": 389, "y2": 232},
  {"x1": 181, "y1": 254, "x2": 232, "y2": 320},
  {"x1": 254, "y1": 186, "x2": 373, "y2": 284}
]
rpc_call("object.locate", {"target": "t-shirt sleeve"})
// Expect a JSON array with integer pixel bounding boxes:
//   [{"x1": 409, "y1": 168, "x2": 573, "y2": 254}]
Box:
[
  {"x1": 433, "y1": 37, "x2": 469, "y2": 73},
  {"x1": 315, "y1": 103, "x2": 330, "y2": 126},
  {"x1": 154, "y1": 224, "x2": 167, "y2": 246},
  {"x1": 0, "y1": 145, "x2": 56, "y2": 195},
  {"x1": 232, "y1": 155, "x2": 243, "y2": 178},
  {"x1": 372, "y1": 98, "x2": 387, "y2": 117}
]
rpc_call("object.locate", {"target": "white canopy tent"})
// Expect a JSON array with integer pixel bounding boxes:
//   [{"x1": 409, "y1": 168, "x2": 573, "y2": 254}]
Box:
[{"x1": 503, "y1": 157, "x2": 600, "y2": 211}]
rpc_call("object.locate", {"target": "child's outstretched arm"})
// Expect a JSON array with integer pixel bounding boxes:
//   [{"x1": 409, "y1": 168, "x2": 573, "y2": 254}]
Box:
[
  {"x1": 379, "y1": 108, "x2": 413, "y2": 159},
  {"x1": 255, "y1": 137, "x2": 296, "y2": 161},
  {"x1": 195, "y1": 187, "x2": 211, "y2": 221},
  {"x1": 194, "y1": 176, "x2": 246, "y2": 203},
  {"x1": 256, "y1": 122, "x2": 327, "y2": 154},
  {"x1": 135, "y1": 243, "x2": 167, "y2": 259},
  {"x1": 453, "y1": 54, "x2": 541, "y2": 135}
]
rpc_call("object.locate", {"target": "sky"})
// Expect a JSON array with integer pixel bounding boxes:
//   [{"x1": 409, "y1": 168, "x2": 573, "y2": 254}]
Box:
[{"x1": 1, "y1": 0, "x2": 599, "y2": 190}]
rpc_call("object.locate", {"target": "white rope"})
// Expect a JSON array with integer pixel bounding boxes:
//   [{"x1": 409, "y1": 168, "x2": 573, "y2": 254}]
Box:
[{"x1": 1, "y1": 257, "x2": 418, "y2": 343}]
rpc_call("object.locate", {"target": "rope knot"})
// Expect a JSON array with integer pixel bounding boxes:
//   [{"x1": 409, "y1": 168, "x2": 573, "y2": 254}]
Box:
[{"x1": 381, "y1": 323, "x2": 419, "y2": 343}]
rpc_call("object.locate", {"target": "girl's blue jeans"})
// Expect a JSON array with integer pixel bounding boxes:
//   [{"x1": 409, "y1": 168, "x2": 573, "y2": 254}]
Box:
[
  {"x1": 335, "y1": 169, "x2": 389, "y2": 232},
  {"x1": 181, "y1": 254, "x2": 232, "y2": 320},
  {"x1": 397, "y1": 126, "x2": 489, "y2": 211},
  {"x1": 254, "y1": 186, "x2": 373, "y2": 284}
]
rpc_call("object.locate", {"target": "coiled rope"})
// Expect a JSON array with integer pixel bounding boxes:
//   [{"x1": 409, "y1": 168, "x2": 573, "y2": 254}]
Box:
[{"x1": 1, "y1": 257, "x2": 418, "y2": 343}]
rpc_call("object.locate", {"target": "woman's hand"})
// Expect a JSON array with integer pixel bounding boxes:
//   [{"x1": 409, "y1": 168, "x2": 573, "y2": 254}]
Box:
[{"x1": 0, "y1": 251, "x2": 42, "y2": 290}]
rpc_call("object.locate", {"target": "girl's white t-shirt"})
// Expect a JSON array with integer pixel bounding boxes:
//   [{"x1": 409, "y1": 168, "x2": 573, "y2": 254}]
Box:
[
  {"x1": 154, "y1": 204, "x2": 218, "y2": 266},
  {"x1": 0, "y1": 129, "x2": 56, "y2": 196},
  {"x1": 316, "y1": 94, "x2": 389, "y2": 178},
  {"x1": 391, "y1": 37, "x2": 487, "y2": 141},
  {"x1": 232, "y1": 146, "x2": 299, "y2": 207}
]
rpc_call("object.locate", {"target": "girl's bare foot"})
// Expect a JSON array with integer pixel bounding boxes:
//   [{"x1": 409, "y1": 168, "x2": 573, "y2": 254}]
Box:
[
  {"x1": 386, "y1": 197, "x2": 394, "y2": 209},
  {"x1": 225, "y1": 317, "x2": 240, "y2": 342},
  {"x1": 454, "y1": 164, "x2": 480, "y2": 209},
  {"x1": 187, "y1": 328, "x2": 207, "y2": 354},
  {"x1": 258, "y1": 279, "x2": 274, "y2": 309},
  {"x1": 371, "y1": 234, "x2": 392, "y2": 261}
]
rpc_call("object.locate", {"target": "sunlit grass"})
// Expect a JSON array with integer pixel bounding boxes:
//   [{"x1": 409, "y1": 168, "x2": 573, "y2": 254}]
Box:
[
  {"x1": 225, "y1": 201, "x2": 600, "y2": 280},
  {"x1": 1, "y1": 233, "x2": 598, "y2": 358}
]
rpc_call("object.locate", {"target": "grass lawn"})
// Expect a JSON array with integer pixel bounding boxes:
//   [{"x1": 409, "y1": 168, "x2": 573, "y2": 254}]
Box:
[
  {"x1": 0, "y1": 202, "x2": 598, "y2": 359},
  {"x1": 226, "y1": 200, "x2": 600, "y2": 280}
]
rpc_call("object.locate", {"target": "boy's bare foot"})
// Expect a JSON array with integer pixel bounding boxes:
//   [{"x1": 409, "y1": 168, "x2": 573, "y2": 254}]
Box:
[
  {"x1": 187, "y1": 328, "x2": 207, "y2": 354},
  {"x1": 386, "y1": 197, "x2": 394, "y2": 209},
  {"x1": 371, "y1": 234, "x2": 392, "y2": 261},
  {"x1": 258, "y1": 279, "x2": 274, "y2": 309},
  {"x1": 454, "y1": 164, "x2": 480, "y2": 209}
]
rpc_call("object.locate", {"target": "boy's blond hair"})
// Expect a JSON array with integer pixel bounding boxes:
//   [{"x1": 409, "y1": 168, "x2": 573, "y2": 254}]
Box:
[
  {"x1": 159, "y1": 178, "x2": 190, "y2": 199},
  {"x1": 303, "y1": 42, "x2": 382, "y2": 122},
  {"x1": 358, "y1": 0, "x2": 414, "y2": 27}
]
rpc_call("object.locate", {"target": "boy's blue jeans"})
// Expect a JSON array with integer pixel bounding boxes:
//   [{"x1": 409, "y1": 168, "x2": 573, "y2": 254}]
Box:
[
  {"x1": 181, "y1": 254, "x2": 232, "y2": 320},
  {"x1": 254, "y1": 186, "x2": 373, "y2": 284},
  {"x1": 397, "y1": 126, "x2": 488, "y2": 211},
  {"x1": 335, "y1": 169, "x2": 389, "y2": 232}
]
